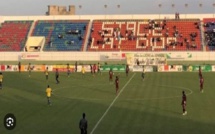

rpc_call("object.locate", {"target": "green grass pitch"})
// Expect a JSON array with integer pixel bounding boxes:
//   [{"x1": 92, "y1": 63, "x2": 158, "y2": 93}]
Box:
[{"x1": 0, "y1": 71, "x2": 215, "y2": 134}]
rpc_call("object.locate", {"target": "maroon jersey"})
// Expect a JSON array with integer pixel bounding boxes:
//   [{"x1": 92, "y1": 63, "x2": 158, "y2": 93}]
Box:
[
  {"x1": 126, "y1": 65, "x2": 129, "y2": 73},
  {"x1": 181, "y1": 94, "x2": 186, "y2": 105},
  {"x1": 200, "y1": 77, "x2": 204, "y2": 89},
  {"x1": 93, "y1": 65, "x2": 96, "y2": 73},
  {"x1": 115, "y1": 78, "x2": 119, "y2": 88},
  {"x1": 90, "y1": 65, "x2": 93, "y2": 73},
  {"x1": 200, "y1": 77, "x2": 204, "y2": 84},
  {"x1": 109, "y1": 70, "x2": 113, "y2": 80}
]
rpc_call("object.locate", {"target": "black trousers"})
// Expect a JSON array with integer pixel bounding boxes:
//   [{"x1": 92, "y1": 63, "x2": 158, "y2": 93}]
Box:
[{"x1": 81, "y1": 129, "x2": 87, "y2": 134}]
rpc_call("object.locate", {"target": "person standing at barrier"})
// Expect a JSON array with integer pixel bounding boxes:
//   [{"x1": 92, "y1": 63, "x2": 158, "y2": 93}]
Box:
[
  {"x1": 18, "y1": 61, "x2": 21, "y2": 73},
  {"x1": 67, "y1": 63, "x2": 71, "y2": 77},
  {"x1": 0, "y1": 72, "x2": 3, "y2": 89},
  {"x1": 181, "y1": 91, "x2": 187, "y2": 115},
  {"x1": 90, "y1": 64, "x2": 93, "y2": 75},
  {"x1": 75, "y1": 61, "x2": 78, "y2": 72},
  {"x1": 97, "y1": 62, "x2": 101, "y2": 75},
  {"x1": 28, "y1": 63, "x2": 32, "y2": 77},
  {"x1": 79, "y1": 113, "x2": 88, "y2": 134},
  {"x1": 93, "y1": 64, "x2": 96, "y2": 76}
]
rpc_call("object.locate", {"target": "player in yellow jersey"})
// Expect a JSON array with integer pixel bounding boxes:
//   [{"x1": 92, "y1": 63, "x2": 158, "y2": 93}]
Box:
[
  {"x1": 0, "y1": 72, "x2": 3, "y2": 89},
  {"x1": 81, "y1": 65, "x2": 85, "y2": 77},
  {"x1": 46, "y1": 85, "x2": 52, "y2": 105},
  {"x1": 45, "y1": 67, "x2": 49, "y2": 81}
]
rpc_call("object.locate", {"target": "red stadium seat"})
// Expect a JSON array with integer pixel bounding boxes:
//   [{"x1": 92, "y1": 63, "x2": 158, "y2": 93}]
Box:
[
  {"x1": 88, "y1": 19, "x2": 202, "y2": 51},
  {"x1": 0, "y1": 21, "x2": 33, "y2": 51}
]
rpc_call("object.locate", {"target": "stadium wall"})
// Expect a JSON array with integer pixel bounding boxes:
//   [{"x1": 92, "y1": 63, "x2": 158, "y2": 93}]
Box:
[
  {"x1": 1, "y1": 14, "x2": 215, "y2": 62},
  {"x1": 0, "y1": 52, "x2": 215, "y2": 62}
]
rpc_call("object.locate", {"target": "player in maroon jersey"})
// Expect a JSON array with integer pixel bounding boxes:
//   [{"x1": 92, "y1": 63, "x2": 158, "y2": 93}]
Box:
[
  {"x1": 109, "y1": 68, "x2": 113, "y2": 83},
  {"x1": 93, "y1": 64, "x2": 96, "y2": 76},
  {"x1": 200, "y1": 76, "x2": 204, "y2": 93},
  {"x1": 198, "y1": 66, "x2": 202, "y2": 79},
  {"x1": 125, "y1": 64, "x2": 129, "y2": 77},
  {"x1": 115, "y1": 76, "x2": 119, "y2": 95},
  {"x1": 181, "y1": 91, "x2": 187, "y2": 115}
]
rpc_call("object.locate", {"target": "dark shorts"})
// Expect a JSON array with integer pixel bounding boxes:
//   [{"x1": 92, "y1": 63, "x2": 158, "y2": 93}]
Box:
[
  {"x1": 81, "y1": 129, "x2": 87, "y2": 134},
  {"x1": 142, "y1": 73, "x2": 145, "y2": 78}
]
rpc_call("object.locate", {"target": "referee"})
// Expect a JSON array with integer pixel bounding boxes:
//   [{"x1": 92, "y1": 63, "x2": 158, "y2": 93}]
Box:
[{"x1": 79, "y1": 113, "x2": 88, "y2": 134}]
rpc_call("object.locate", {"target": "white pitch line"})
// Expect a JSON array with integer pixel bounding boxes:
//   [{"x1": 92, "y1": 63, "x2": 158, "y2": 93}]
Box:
[{"x1": 90, "y1": 73, "x2": 136, "y2": 134}]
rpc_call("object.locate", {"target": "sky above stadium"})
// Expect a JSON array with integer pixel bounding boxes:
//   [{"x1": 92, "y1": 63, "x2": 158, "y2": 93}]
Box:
[{"x1": 0, "y1": 0, "x2": 214, "y2": 16}]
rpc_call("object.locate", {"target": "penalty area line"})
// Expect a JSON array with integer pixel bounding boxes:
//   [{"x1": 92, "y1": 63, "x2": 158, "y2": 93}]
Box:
[{"x1": 90, "y1": 73, "x2": 136, "y2": 134}]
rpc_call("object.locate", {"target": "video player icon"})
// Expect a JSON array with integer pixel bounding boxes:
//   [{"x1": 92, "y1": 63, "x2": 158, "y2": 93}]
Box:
[{"x1": 4, "y1": 113, "x2": 16, "y2": 130}]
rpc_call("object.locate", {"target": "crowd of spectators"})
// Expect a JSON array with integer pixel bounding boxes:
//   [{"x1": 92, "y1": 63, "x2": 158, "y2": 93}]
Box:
[
  {"x1": 204, "y1": 21, "x2": 215, "y2": 49},
  {"x1": 90, "y1": 19, "x2": 200, "y2": 50}
]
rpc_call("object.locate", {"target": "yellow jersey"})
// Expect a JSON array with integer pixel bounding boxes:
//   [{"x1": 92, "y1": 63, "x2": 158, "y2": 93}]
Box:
[
  {"x1": 46, "y1": 88, "x2": 52, "y2": 97},
  {"x1": 28, "y1": 65, "x2": 31, "y2": 71},
  {"x1": 45, "y1": 70, "x2": 48, "y2": 75},
  {"x1": 0, "y1": 75, "x2": 3, "y2": 82},
  {"x1": 81, "y1": 67, "x2": 85, "y2": 74}
]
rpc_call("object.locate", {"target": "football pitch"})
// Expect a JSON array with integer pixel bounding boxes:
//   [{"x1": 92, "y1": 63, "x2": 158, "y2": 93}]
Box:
[{"x1": 0, "y1": 71, "x2": 215, "y2": 134}]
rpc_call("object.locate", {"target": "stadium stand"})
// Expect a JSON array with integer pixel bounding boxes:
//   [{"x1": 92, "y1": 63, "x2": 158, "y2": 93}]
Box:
[
  {"x1": 203, "y1": 18, "x2": 215, "y2": 51},
  {"x1": 32, "y1": 20, "x2": 89, "y2": 51},
  {"x1": 88, "y1": 19, "x2": 202, "y2": 51},
  {"x1": 0, "y1": 21, "x2": 32, "y2": 51}
]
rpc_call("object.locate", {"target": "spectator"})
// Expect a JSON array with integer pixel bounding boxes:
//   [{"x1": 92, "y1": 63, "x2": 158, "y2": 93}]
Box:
[
  {"x1": 75, "y1": 61, "x2": 77, "y2": 72},
  {"x1": 91, "y1": 27, "x2": 94, "y2": 32},
  {"x1": 136, "y1": 59, "x2": 140, "y2": 66},
  {"x1": 67, "y1": 30, "x2": 72, "y2": 34},
  {"x1": 18, "y1": 61, "x2": 21, "y2": 73},
  {"x1": 25, "y1": 46, "x2": 28, "y2": 52},
  {"x1": 58, "y1": 33, "x2": 63, "y2": 39}
]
